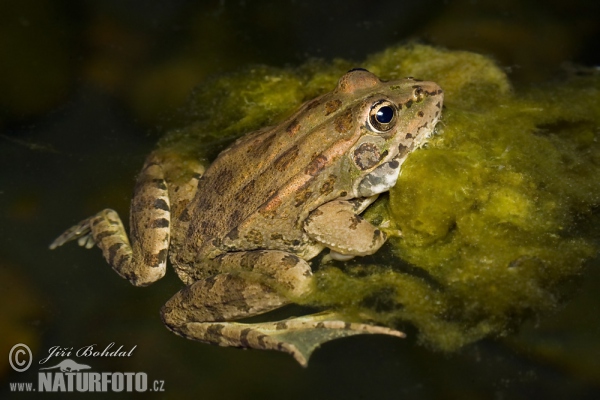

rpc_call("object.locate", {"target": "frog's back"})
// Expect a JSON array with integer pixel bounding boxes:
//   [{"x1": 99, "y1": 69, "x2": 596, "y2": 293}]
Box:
[{"x1": 182, "y1": 93, "x2": 362, "y2": 256}]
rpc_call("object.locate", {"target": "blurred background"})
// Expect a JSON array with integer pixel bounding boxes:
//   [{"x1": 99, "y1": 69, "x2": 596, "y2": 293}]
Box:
[{"x1": 1, "y1": 0, "x2": 599, "y2": 398}]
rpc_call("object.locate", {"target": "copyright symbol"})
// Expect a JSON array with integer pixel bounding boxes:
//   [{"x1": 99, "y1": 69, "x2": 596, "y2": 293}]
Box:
[{"x1": 9, "y1": 343, "x2": 32, "y2": 372}]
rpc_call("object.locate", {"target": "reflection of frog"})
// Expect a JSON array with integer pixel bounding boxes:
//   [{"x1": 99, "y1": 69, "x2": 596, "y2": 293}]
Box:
[{"x1": 51, "y1": 69, "x2": 444, "y2": 366}]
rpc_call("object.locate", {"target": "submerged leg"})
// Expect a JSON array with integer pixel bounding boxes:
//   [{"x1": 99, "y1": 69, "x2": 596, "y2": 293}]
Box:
[
  {"x1": 161, "y1": 250, "x2": 404, "y2": 366},
  {"x1": 50, "y1": 157, "x2": 172, "y2": 286}
]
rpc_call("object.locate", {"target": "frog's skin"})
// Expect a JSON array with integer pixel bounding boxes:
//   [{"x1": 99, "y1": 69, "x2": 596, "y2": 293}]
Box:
[{"x1": 50, "y1": 69, "x2": 443, "y2": 366}]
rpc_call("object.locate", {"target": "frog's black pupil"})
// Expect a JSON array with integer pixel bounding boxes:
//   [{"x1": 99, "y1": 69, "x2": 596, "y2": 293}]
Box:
[{"x1": 376, "y1": 106, "x2": 394, "y2": 124}]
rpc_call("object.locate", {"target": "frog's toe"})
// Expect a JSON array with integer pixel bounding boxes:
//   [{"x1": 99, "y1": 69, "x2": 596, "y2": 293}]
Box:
[
  {"x1": 77, "y1": 232, "x2": 96, "y2": 249},
  {"x1": 327, "y1": 251, "x2": 355, "y2": 262},
  {"x1": 49, "y1": 218, "x2": 92, "y2": 249}
]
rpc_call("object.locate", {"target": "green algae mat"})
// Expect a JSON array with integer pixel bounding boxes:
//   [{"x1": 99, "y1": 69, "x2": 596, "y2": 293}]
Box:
[{"x1": 160, "y1": 44, "x2": 600, "y2": 351}]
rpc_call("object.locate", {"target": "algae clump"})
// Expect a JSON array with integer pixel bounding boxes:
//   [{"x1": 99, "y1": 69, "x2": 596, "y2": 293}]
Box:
[{"x1": 160, "y1": 44, "x2": 600, "y2": 351}]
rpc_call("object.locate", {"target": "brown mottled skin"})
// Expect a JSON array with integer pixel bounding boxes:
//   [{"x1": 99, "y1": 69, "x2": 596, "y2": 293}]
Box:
[{"x1": 50, "y1": 69, "x2": 443, "y2": 366}]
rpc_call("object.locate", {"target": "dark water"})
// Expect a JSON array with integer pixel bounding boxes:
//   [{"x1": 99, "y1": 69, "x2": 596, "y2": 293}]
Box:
[{"x1": 2, "y1": 0, "x2": 600, "y2": 398}]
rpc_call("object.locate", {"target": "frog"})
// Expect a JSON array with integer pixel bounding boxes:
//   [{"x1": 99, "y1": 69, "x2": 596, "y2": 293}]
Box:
[{"x1": 50, "y1": 69, "x2": 444, "y2": 366}]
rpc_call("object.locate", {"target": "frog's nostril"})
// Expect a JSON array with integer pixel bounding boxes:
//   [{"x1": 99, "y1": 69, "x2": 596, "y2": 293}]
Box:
[{"x1": 413, "y1": 87, "x2": 424, "y2": 101}]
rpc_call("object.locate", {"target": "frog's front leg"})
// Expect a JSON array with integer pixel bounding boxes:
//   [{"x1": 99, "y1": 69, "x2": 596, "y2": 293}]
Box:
[
  {"x1": 50, "y1": 156, "x2": 174, "y2": 286},
  {"x1": 161, "y1": 250, "x2": 404, "y2": 366},
  {"x1": 304, "y1": 198, "x2": 387, "y2": 259}
]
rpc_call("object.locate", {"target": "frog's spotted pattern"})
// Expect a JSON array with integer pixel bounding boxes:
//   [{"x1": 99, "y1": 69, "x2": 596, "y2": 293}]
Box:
[
  {"x1": 324, "y1": 99, "x2": 342, "y2": 116},
  {"x1": 286, "y1": 119, "x2": 301, "y2": 137},
  {"x1": 273, "y1": 145, "x2": 300, "y2": 171},
  {"x1": 305, "y1": 154, "x2": 328, "y2": 176},
  {"x1": 50, "y1": 69, "x2": 443, "y2": 366},
  {"x1": 319, "y1": 175, "x2": 336, "y2": 196},
  {"x1": 354, "y1": 142, "x2": 382, "y2": 170},
  {"x1": 334, "y1": 109, "x2": 353, "y2": 133}
]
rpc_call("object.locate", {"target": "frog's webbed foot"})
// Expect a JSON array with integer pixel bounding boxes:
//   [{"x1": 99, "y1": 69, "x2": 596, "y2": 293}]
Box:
[
  {"x1": 249, "y1": 312, "x2": 405, "y2": 366},
  {"x1": 49, "y1": 216, "x2": 96, "y2": 250}
]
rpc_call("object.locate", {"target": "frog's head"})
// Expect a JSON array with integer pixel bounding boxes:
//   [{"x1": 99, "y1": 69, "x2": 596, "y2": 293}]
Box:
[{"x1": 336, "y1": 69, "x2": 444, "y2": 198}]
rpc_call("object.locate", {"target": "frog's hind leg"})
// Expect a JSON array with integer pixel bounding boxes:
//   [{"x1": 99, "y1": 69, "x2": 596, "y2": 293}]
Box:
[
  {"x1": 160, "y1": 250, "x2": 404, "y2": 366},
  {"x1": 50, "y1": 156, "x2": 173, "y2": 287}
]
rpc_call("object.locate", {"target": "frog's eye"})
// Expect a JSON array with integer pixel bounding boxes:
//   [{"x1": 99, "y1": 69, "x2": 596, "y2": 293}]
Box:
[{"x1": 369, "y1": 100, "x2": 397, "y2": 133}]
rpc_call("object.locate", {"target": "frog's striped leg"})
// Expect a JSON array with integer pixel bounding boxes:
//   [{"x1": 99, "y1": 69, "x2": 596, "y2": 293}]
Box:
[
  {"x1": 49, "y1": 159, "x2": 171, "y2": 287},
  {"x1": 160, "y1": 250, "x2": 405, "y2": 366}
]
